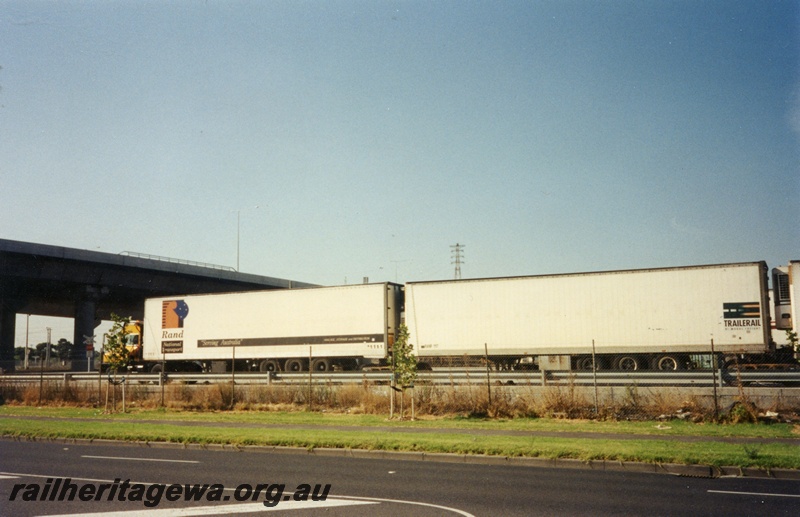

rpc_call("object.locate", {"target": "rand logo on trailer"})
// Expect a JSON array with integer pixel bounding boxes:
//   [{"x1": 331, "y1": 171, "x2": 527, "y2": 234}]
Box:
[
  {"x1": 161, "y1": 300, "x2": 188, "y2": 354},
  {"x1": 162, "y1": 300, "x2": 189, "y2": 329}
]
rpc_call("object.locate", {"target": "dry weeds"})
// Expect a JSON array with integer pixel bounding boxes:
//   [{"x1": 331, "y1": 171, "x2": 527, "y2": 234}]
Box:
[{"x1": 1, "y1": 379, "x2": 798, "y2": 422}]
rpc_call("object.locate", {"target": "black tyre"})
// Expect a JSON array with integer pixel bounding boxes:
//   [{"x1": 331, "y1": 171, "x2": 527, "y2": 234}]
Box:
[
  {"x1": 653, "y1": 355, "x2": 684, "y2": 371},
  {"x1": 150, "y1": 363, "x2": 166, "y2": 384},
  {"x1": 615, "y1": 355, "x2": 640, "y2": 371},
  {"x1": 284, "y1": 358, "x2": 306, "y2": 372},
  {"x1": 311, "y1": 358, "x2": 331, "y2": 372},
  {"x1": 259, "y1": 359, "x2": 281, "y2": 372}
]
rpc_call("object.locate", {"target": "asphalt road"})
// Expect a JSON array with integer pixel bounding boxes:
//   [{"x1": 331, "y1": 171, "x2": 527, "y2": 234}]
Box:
[{"x1": 1, "y1": 439, "x2": 798, "y2": 516}]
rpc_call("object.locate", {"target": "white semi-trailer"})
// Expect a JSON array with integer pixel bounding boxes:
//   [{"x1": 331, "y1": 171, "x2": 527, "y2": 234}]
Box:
[
  {"x1": 135, "y1": 283, "x2": 402, "y2": 373},
  {"x1": 405, "y1": 262, "x2": 775, "y2": 371}
]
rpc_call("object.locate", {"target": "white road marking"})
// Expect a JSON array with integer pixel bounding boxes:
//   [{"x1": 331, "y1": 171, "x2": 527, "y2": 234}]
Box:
[
  {"x1": 81, "y1": 455, "x2": 200, "y2": 464},
  {"x1": 0, "y1": 474, "x2": 20, "y2": 479},
  {"x1": 708, "y1": 490, "x2": 800, "y2": 498},
  {"x1": 331, "y1": 495, "x2": 477, "y2": 516},
  {"x1": 38, "y1": 500, "x2": 377, "y2": 516},
  {"x1": 1, "y1": 472, "x2": 147, "y2": 485},
  {"x1": 36, "y1": 499, "x2": 378, "y2": 517}
]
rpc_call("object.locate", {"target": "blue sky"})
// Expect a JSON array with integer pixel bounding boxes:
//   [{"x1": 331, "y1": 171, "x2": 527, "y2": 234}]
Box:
[{"x1": 2, "y1": 1, "x2": 798, "y2": 345}]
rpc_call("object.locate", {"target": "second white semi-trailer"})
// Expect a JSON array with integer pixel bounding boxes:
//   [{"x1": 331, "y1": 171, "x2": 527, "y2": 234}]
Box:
[{"x1": 405, "y1": 262, "x2": 774, "y2": 371}]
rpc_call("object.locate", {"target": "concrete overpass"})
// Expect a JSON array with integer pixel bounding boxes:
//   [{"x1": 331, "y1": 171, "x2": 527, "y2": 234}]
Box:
[{"x1": 0, "y1": 239, "x2": 316, "y2": 372}]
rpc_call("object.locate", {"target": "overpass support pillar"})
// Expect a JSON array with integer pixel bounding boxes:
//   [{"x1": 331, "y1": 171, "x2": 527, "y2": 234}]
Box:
[
  {"x1": 72, "y1": 286, "x2": 104, "y2": 372},
  {"x1": 0, "y1": 299, "x2": 19, "y2": 373}
]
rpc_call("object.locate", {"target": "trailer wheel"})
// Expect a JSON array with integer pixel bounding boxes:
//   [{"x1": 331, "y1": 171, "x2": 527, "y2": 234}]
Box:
[
  {"x1": 311, "y1": 358, "x2": 331, "y2": 372},
  {"x1": 150, "y1": 363, "x2": 167, "y2": 384},
  {"x1": 615, "y1": 355, "x2": 640, "y2": 371},
  {"x1": 653, "y1": 355, "x2": 683, "y2": 371},
  {"x1": 284, "y1": 358, "x2": 306, "y2": 372},
  {"x1": 575, "y1": 357, "x2": 595, "y2": 370},
  {"x1": 259, "y1": 359, "x2": 281, "y2": 373}
]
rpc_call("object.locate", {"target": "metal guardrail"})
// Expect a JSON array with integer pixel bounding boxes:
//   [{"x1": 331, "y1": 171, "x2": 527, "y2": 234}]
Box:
[
  {"x1": 1, "y1": 370, "x2": 798, "y2": 387},
  {"x1": 118, "y1": 251, "x2": 236, "y2": 271}
]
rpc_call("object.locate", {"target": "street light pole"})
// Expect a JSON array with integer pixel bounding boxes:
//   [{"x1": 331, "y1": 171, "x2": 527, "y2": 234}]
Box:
[
  {"x1": 233, "y1": 206, "x2": 260, "y2": 272},
  {"x1": 390, "y1": 260, "x2": 409, "y2": 283}
]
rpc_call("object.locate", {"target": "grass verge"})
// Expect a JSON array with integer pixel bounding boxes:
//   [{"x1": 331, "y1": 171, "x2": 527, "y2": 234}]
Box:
[
  {"x1": 1, "y1": 406, "x2": 798, "y2": 438},
  {"x1": 1, "y1": 407, "x2": 798, "y2": 470}
]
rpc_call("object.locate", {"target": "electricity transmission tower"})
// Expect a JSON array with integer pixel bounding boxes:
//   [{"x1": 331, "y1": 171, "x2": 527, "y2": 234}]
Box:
[{"x1": 450, "y1": 243, "x2": 465, "y2": 279}]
